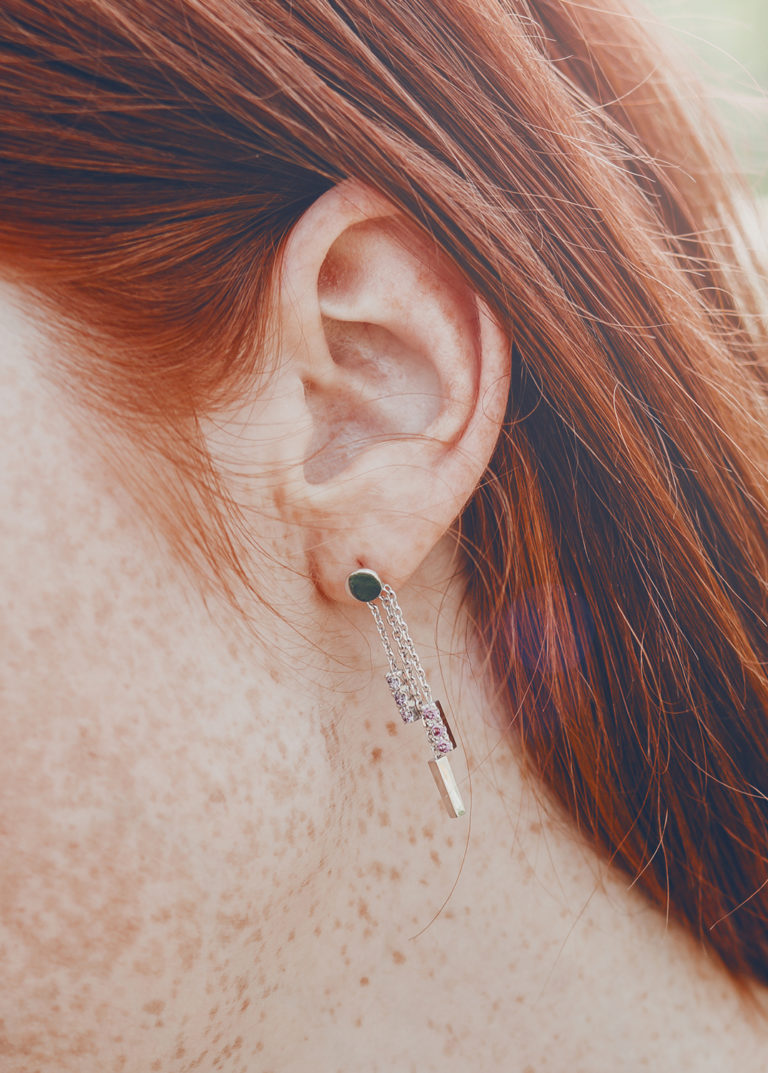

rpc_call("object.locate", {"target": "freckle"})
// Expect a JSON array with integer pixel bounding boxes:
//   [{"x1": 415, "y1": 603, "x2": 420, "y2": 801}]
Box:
[
  {"x1": 151, "y1": 1062, "x2": 161, "y2": 1072},
  {"x1": 240, "y1": 998, "x2": 250, "y2": 1013},
  {"x1": 386, "y1": 722, "x2": 397, "y2": 737},
  {"x1": 355, "y1": 1017, "x2": 363, "y2": 1027},
  {"x1": 422, "y1": 825, "x2": 434, "y2": 840},
  {"x1": 378, "y1": 810, "x2": 390, "y2": 827},
  {"x1": 314, "y1": 925, "x2": 322, "y2": 937},
  {"x1": 390, "y1": 867, "x2": 401, "y2": 881},
  {"x1": 287, "y1": 929, "x2": 295, "y2": 942},
  {"x1": 142, "y1": 999, "x2": 165, "y2": 1016},
  {"x1": 233, "y1": 1037, "x2": 243, "y2": 1051},
  {"x1": 392, "y1": 950, "x2": 406, "y2": 965},
  {"x1": 208, "y1": 788, "x2": 226, "y2": 805},
  {"x1": 132, "y1": 958, "x2": 163, "y2": 977},
  {"x1": 255, "y1": 1040, "x2": 264, "y2": 1052},
  {"x1": 430, "y1": 850, "x2": 440, "y2": 866},
  {"x1": 208, "y1": 1005, "x2": 220, "y2": 1021},
  {"x1": 360, "y1": 977, "x2": 369, "y2": 986},
  {"x1": 371, "y1": 747, "x2": 383, "y2": 763},
  {"x1": 515, "y1": 994, "x2": 525, "y2": 1003}
]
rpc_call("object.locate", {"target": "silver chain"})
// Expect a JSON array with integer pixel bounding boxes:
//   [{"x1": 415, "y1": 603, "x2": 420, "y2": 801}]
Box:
[
  {"x1": 380, "y1": 586, "x2": 433, "y2": 705},
  {"x1": 383, "y1": 598, "x2": 423, "y2": 706},
  {"x1": 367, "y1": 601, "x2": 399, "y2": 674},
  {"x1": 357, "y1": 577, "x2": 457, "y2": 768}
]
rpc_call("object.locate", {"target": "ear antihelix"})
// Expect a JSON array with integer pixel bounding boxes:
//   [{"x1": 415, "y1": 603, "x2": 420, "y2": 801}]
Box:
[{"x1": 346, "y1": 567, "x2": 465, "y2": 818}]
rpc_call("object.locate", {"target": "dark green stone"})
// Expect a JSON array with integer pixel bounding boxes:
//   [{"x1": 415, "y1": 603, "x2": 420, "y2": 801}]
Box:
[{"x1": 347, "y1": 569, "x2": 382, "y2": 603}]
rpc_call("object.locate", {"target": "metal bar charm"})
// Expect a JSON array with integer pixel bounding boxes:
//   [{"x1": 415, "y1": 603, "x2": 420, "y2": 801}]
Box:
[{"x1": 429, "y1": 756, "x2": 466, "y2": 818}]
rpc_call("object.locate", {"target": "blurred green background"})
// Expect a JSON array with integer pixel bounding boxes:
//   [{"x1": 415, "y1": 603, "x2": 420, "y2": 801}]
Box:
[{"x1": 646, "y1": 0, "x2": 767, "y2": 194}]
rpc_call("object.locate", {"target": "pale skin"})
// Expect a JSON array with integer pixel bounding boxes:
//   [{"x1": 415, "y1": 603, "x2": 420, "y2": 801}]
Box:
[{"x1": 2, "y1": 181, "x2": 768, "y2": 1072}]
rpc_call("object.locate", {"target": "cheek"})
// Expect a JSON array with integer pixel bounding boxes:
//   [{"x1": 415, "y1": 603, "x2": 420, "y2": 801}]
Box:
[{"x1": 0, "y1": 323, "x2": 337, "y2": 1067}]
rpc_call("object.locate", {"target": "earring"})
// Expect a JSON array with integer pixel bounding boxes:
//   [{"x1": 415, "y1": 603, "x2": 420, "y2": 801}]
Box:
[{"x1": 346, "y1": 567, "x2": 466, "y2": 818}]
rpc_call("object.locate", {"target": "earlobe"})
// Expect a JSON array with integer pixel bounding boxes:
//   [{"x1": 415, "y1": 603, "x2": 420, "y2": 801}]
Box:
[{"x1": 274, "y1": 180, "x2": 510, "y2": 603}]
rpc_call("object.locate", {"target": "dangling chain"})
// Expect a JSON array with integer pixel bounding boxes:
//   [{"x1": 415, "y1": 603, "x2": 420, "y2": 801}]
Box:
[
  {"x1": 366, "y1": 586, "x2": 455, "y2": 759},
  {"x1": 380, "y1": 586, "x2": 433, "y2": 705}
]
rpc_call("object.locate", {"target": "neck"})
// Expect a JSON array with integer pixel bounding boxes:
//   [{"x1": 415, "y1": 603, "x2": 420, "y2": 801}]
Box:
[{"x1": 261, "y1": 547, "x2": 768, "y2": 1070}]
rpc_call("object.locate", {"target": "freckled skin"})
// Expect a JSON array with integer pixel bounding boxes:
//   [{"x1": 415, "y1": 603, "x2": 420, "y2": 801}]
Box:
[{"x1": 3, "y1": 284, "x2": 768, "y2": 1072}]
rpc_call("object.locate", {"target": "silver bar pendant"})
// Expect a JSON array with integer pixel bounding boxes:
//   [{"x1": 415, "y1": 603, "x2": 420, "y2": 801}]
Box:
[{"x1": 428, "y1": 755, "x2": 466, "y2": 818}]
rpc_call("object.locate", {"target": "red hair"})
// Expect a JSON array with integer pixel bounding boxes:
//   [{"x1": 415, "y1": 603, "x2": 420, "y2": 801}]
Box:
[{"x1": 3, "y1": 0, "x2": 768, "y2": 988}]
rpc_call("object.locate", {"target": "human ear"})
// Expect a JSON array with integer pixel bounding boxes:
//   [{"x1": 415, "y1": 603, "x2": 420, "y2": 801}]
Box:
[{"x1": 274, "y1": 180, "x2": 510, "y2": 603}]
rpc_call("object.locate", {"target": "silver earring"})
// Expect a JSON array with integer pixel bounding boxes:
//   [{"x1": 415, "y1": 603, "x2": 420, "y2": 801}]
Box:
[{"x1": 346, "y1": 567, "x2": 466, "y2": 818}]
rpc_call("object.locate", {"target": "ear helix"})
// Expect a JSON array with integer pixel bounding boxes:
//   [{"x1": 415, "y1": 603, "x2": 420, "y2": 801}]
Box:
[{"x1": 346, "y1": 568, "x2": 465, "y2": 818}]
